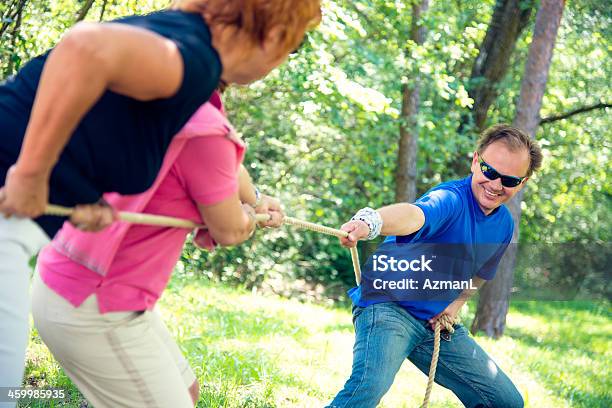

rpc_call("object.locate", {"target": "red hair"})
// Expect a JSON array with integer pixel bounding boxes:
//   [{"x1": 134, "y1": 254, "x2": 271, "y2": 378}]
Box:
[{"x1": 173, "y1": 0, "x2": 321, "y2": 53}]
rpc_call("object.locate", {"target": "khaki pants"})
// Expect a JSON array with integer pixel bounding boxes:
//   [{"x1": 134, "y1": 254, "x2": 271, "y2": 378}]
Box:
[
  {"x1": 0, "y1": 217, "x2": 49, "y2": 408},
  {"x1": 31, "y1": 273, "x2": 196, "y2": 408}
]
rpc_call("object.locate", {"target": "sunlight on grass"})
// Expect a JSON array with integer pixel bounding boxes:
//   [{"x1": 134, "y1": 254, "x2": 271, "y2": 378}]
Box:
[
  {"x1": 23, "y1": 278, "x2": 611, "y2": 407},
  {"x1": 496, "y1": 301, "x2": 612, "y2": 408}
]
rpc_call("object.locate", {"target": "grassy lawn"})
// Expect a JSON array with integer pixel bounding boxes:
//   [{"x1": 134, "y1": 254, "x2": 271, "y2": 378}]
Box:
[{"x1": 22, "y1": 277, "x2": 611, "y2": 407}]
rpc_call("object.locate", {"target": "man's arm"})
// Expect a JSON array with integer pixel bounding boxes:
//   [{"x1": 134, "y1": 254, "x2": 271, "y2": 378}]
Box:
[
  {"x1": 451, "y1": 276, "x2": 486, "y2": 309},
  {"x1": 378, "y1": 203, "x2": 426, "y2": 236},
  {"x1": 340, "y1": 203, "x2": 425, "y2": 247}
]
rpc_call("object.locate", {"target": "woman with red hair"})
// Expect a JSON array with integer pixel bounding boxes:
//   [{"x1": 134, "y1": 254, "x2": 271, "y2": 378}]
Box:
[{"x1": 0, "y1": 0, "x2": 320, "y2": 400}]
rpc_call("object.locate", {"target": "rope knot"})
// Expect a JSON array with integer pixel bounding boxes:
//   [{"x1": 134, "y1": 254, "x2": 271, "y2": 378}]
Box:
[{"x1": 437, "y1": 314, "x2": 457, "y2": 334}]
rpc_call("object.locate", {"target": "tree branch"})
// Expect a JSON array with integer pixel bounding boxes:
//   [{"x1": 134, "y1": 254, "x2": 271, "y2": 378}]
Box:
[
  {"x1": 99, "y1": 0, "x2": 109, "y2": 21},
  {"x1": 540, "y1": 102, "x2": 611, "y2": 124},
  {"x1": 75, "y1": 0, "x2": 96, "y2": 23},
  {"x1": 347, "y1": 2, "x2": 374, "y2": 30},
  {"x1": 7, "y1": 1, "x2": 25, "y2": 72},
  {"x1": 1, "y1": 0, "x2": 28, "y2": 38}
]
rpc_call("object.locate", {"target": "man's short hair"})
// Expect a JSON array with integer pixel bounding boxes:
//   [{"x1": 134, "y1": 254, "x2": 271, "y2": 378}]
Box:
[{"x1": 477, "y1": 124, "x2": 543, "y2": 177}]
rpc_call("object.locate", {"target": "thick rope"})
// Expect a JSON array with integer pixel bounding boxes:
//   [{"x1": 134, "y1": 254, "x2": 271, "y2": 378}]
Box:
[
  {"x1": 44, "y1": 205, "x2": 362, "y2": 284},
  {"x1": 282, "y1": 216, "x2": 361, "y2": 284},
  {"x1": 45, "y1": 204, "x2": 270, "y2": 229},
  {"x1": 421, "y1": 314, "x2": 457, "y2": 408},
  {"x1": 45, "y1": 204, "x2": 450, "y2": 405}
]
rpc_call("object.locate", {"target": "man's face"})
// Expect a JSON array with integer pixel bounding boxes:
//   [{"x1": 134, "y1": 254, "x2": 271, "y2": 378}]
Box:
[{"x1": 470, "y1": 141, "x2": 531, "y2": 215}]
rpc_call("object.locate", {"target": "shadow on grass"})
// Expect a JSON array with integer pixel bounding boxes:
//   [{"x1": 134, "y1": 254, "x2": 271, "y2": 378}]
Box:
[
  {"x1": 508, "y1": 301, "x2": 610, "y2": 351},
  {"x1": 197, "y1": 380, "x2": 276, "y2": 408},
  {"x1": 22, "y1": 332, "x2": 87, "y2": 408},
  {"x1": 16, "y1": 391, "x2": 87, "y2": 408},
  {"x1": 504, "y1": 325, "x2": 602, "y2": 360}
]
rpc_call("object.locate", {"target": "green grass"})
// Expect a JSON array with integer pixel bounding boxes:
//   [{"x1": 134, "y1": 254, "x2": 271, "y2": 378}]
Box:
[{"x1": 22, "y1": 278, "x2": 611, "y2": 407}]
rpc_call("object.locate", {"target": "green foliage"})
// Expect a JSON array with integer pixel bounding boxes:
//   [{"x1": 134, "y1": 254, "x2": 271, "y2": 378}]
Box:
[
  {"x1": 513, "y1": 242, "x2": 611, "y2": 300},
  {"x1": 520, "y1": 4, "x2": 611, "y2": 243},
  {"x1": 4, "y1": 1, "x2": 609, "y2": 406},
  {"x1": 194, "y1": 0, "x2": 609, "y2": 289},
  {"x1": 1, "y1": 0, "x2": 609, "y2": 290},
  {"x1": 1, "y1": 0, "x2": 170, "y2": 77}
]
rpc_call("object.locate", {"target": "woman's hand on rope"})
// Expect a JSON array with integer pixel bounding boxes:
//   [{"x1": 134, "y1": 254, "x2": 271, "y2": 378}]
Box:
[
  {"x1": 242, "y1": 203, "x2": 258, "y2": 237},
  {"x1": 255, "y1": 195, "x2": 284, "y2": 228},
  {"x1": 69, "y1": 202, "x2": 117, "y2": 232},
  {"x1": 0, "y1": 165, "x2": 50, "y2": 219},
  {"x1": 339, "y1": 220, "x2": 370, "y2": 248}
]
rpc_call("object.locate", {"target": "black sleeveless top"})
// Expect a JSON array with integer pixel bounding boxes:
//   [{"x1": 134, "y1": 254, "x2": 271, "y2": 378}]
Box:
[{"x1": 0, "y1": 10, "x2": 222, "y2": 236}]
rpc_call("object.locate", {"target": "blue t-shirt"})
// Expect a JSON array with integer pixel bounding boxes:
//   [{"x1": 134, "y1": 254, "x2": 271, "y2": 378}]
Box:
[
  {"x1": 349, "y1": 175, "x2": 514, "y2": 320},
  {"x1": 0, "y1": 10, "x2": 222, "y2": 237}
]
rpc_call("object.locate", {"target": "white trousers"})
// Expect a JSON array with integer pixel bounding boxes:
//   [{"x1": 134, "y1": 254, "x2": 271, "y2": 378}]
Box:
[
  {"x1": 32, "y1": 274, "x2": 196, "y2": 408},
  {"x1": 0, "y1": 217, "x2": 49, "y2": 408}
]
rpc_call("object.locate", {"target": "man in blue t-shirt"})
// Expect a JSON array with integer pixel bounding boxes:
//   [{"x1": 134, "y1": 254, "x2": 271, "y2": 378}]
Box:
[{"x1": 327, "y1": 124, "x2": 543, "y2": 408}]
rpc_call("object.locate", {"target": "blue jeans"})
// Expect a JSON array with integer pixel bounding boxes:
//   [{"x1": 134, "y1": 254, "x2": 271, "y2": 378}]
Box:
[{"x1": 327, "y1": 303, "x2": 523, "y2": 408}]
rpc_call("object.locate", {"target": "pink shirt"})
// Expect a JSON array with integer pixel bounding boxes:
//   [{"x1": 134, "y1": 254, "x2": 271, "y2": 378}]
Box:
[{"x1": 38, "y1": 104, "x2": 244, "y2": 313}]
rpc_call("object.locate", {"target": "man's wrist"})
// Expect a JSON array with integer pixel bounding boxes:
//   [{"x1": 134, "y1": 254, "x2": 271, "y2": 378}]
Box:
[{"x1": 351, "y1": 207, "x2": 383, "y2": 240}]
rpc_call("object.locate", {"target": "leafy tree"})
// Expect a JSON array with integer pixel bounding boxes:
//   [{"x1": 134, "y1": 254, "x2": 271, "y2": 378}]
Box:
[
  {"x1": 472, "y1": 0, "x2": 566, "y2": 338},
  {"x1": 1, "y1": 0, "x2": 608, "y2": 311}
]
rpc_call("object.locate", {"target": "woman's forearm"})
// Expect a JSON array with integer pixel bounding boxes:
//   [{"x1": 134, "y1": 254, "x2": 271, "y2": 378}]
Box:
[
  {"x1": 197, "y1": 196, "x2": 255, "y2": 247},
  {"x1": 237, "y1": 165, "x2": 257, "y2": 205}
]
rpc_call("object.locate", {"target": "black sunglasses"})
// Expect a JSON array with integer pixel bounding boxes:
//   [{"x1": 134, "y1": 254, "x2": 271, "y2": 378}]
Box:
[{"x1": 478, "y1": 155, "x2": 526, "y2": 188}]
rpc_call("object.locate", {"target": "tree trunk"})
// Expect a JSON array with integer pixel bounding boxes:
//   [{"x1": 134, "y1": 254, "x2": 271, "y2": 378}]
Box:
[
  {"x1": 395, "y1": 0, "x2": 429, "y2": 203},
  {"x1": 0, "y1": 0, "x2": 28, "y2": 38},
  {"x1": 449, "y1": 0, "x2": 533, "y2": 179},
  {"x1": 75, "y1": 0, "x2": 96, "y2": 23},
  {"x1": 463, "y1": 0, "x2": 533, "y2": 132},
  {"x1": 99, "y1": 0, "x2": 109, "y2": 21},
  {"x1": 471, "y1": 0, "x2": 565, "y2": 338}
]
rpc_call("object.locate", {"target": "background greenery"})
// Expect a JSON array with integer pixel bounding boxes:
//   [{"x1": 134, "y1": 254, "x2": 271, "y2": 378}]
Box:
[
  {"x1": 1, "y1": 0, "x2": 610, "y2": 406},
  {"x1": 1, "y1": 0, "x2": 609, "y2": 291}
]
